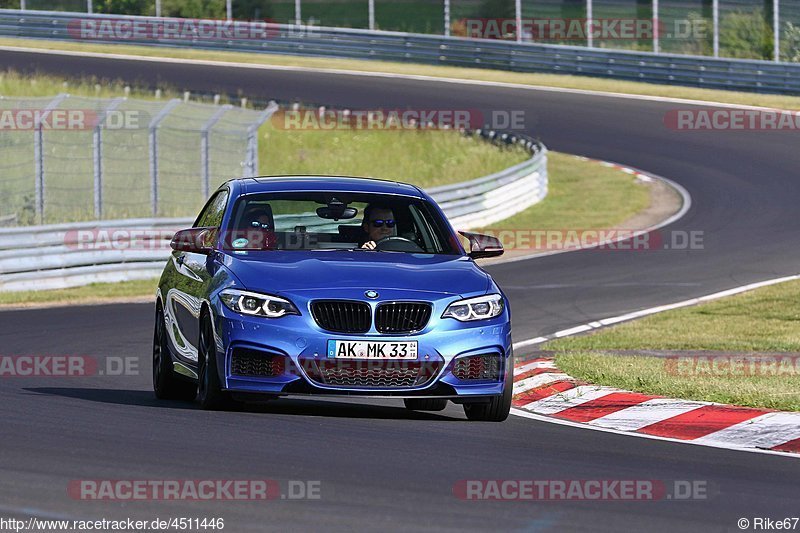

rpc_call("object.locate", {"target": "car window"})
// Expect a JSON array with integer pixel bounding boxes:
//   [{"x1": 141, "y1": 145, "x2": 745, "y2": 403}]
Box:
[
  {"x1": 194, "y1": 190, "x2": 229, "y2": 228},
  {"x1": 224, "y1": 192, "x2": 460, "y2": 255}
]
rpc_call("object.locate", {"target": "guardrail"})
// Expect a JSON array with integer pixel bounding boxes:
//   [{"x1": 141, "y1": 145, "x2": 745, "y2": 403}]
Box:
[
  {"x1": 431, "y1": 134, "x2": 546, "y2": 229},
  {"x1": 2, "y1": 10, "x2": 800, "y2": 95},
  {"x1": 0, "y1": 136, "x2": 547, "y2": 292}
]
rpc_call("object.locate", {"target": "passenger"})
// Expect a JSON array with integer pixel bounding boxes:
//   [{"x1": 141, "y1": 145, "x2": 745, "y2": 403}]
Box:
[
  {"x1": 234, "y1": 204, "x2": 275, "y2": 250},
  {"x1": 242, "y1": 205, "x2": 273, "y2": 230}
]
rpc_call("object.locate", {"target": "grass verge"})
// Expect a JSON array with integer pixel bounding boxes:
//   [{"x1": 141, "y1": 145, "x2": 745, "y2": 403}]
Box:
[
  {"x1": 3, "y1": 37, "x2": 800, "y2": 110},
  {"x1": 0, "y1": 278, "x2": 157, "y2": 307},
  {"x1": 546, "y1": 279, "x2": 800, "y2": 411},
  {"x1": 483, "y1": 153, "x2": 650, "y2": 234},
  {"x1": 259, "y1": 124, "x2": 526, "y2": 189}
]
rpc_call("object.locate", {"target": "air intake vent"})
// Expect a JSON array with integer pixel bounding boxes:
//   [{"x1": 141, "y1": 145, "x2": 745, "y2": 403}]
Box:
[
  {"x1": 452, "y1": 354, "x2": 502, "y2": 381},
  {"x1": 306, "y1": 360, "x2": 441, "y2": 388},
  {"x1": 230, "y1": 348, "x2": 286, "y2": 377}
]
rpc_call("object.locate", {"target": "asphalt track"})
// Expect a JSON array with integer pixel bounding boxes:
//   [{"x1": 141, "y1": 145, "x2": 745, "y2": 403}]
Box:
[{"x1": 1, "y1": 48, "x2": 800, "y2": 531}]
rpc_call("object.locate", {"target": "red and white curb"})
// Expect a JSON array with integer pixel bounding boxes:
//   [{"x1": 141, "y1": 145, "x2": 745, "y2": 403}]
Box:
[{"x1": 512, "y1": 357, "x2": 800, "y2": 457}]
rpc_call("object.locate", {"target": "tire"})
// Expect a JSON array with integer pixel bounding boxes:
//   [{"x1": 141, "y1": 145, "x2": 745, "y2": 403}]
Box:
[
  {"x1": 197, "y1": 313, "x2": 240, "y2": 411},
  {"x1": 153, "y1": 304, "x2": 197, "y2": 401},
  {"x1": 463, "y1": 354, "x2": 513, "y2": 422},
  {"x1": 404, "y1": 398, "x2": 448, "y2": 411}
]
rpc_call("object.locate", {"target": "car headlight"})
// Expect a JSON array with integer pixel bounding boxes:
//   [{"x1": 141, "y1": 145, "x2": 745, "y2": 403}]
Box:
[
  {"x1": 219, "y1": 289, "x2": 299, "y2": 318},
  {"x1": 442, "y1": 294, "x2": 505, "y2": 322}
]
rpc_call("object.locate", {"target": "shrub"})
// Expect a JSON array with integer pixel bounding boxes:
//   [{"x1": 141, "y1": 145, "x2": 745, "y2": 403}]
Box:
[{"x1": 719, "y1": 9, "x2": 773, "y2": 60}]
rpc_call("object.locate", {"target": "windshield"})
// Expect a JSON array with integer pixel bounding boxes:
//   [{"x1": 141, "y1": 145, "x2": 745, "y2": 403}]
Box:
[{"x1": 223, "y1": 191, "x2": 462, "y2": 255}]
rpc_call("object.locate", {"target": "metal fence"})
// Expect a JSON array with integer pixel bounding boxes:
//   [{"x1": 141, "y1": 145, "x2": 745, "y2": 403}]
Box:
[
  {"x1": 2, "y1": 10, "x2": 800, "y2": 94},
  {"x1": 6, "y1": 1, "x2": 800, "y2": 62},
  {"x1": 0, "y1": 136, "x2": 548, "y2": 292},
  {"x1": 0, "y1": 94, "x2": 277, "y2": 226}
]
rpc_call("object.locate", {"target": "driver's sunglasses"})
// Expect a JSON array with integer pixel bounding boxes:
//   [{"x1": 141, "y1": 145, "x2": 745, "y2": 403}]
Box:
[{"x1": 370, "y1": 219, "x2": 395, "y2": 228}]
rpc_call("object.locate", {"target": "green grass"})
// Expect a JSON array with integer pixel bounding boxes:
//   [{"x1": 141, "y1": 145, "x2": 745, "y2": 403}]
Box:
[
  {"x1": 3, "y1": 37, "x2": 800, "y2": 111},
  {"x1": 548, "y1": 281, "x2": 800, "y2": 352},
  {"x1": 0, "y1": 278, "x2": 158, "y2": 306},
  {"x1": 553, "y1": 353, "x2": 800, "y2": 412},
  {"x1": 259, "y1": 124, "x2": 526, "y2": 189},
  {"x1": 482, "y1": 153, "x2": 650, "y2": 235},
  {"x1": 546, "y1": 279, "x2": 800, "y2": 412}
]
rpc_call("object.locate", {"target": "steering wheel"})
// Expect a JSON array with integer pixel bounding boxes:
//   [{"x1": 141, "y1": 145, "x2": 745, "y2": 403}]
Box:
[{"x1": 374, "y1": 236, "x2": 424, "y2": 253}]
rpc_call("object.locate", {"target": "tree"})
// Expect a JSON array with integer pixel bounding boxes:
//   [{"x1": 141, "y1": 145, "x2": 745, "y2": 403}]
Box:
[
  {"x1": 160, "y1": 0, "x2": 225, "y2": 19},
  {"x1": 232, "y1": 0, "x2": 273, "y2": 20},
  {"x1": 92, "y1": 0, "x2": 152, "y2": 15},
  {"x1": 719, "y1": 8, "x2": 773, "y2": 60},
  {"x1": 478, "y1": 0, "x2": 514, "y2": 19},
  {"x1": 782, "y1": 21, "x2": 800, "y2": 62}
]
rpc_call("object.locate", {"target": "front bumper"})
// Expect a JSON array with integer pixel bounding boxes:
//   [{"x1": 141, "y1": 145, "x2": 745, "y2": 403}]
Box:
[{"x1": 213, "y1": 301, "x2": 512, "y2": 398}]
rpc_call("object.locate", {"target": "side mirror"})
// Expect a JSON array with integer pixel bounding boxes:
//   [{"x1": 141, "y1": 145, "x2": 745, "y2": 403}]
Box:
[
  {"x1": 170, "y1": 227, "x2": 217, "y2": 255},
  {"x1": 459, "y1": 231, "x2": 504, "y2": 259}
]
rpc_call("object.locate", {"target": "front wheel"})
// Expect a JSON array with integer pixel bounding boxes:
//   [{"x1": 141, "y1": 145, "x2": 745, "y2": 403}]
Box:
[
  {"x1": 153, "y1": 305, "x2": 197, "y2": 401},
  {"x1": 197, "y1": 314, "x2": 240, "y2": 411},
  {"x1": 463, "y1": 355, "x2": 513, "y2": 422}
]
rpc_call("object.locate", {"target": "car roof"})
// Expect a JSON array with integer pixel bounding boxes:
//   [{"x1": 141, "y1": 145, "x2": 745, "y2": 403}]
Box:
[{"x1": 235, "y1": 175, "x2": 426, "y2": 198}]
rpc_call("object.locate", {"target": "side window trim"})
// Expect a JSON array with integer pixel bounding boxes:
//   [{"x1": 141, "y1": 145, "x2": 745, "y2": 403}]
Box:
[
  {"x1": 409, "y1": 203, "x2": 439, "y2": 253},
  {"x1": 193, "y1": 189, "x2": 229, "y2": 228}
]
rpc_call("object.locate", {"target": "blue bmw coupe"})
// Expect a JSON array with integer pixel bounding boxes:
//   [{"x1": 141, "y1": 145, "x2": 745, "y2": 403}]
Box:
[{"x1": 153, "y1": 176, "x2": 513, "y2": 421}]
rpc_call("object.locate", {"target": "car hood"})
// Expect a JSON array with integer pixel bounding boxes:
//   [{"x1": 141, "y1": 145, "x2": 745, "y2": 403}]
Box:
[{"x1": 222, "y1": 250, "x2": 490, "y2": 298}]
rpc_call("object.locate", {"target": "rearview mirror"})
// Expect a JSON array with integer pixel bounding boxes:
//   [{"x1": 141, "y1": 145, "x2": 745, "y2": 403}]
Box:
[
  {"x1": 459, "y1": 231, "x2": 504, "y2": 259},
  {"x1": 317, "y1": 199, "x2": 358, "y2": 221},
  {"x1": 170, "y1": 227, "x2": 216, "y2": 254}
]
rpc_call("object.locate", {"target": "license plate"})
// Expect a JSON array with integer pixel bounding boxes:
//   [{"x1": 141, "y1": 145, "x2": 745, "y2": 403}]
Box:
[{"x1": 327, "y1": 340, "x2": 418, "y2": 360}]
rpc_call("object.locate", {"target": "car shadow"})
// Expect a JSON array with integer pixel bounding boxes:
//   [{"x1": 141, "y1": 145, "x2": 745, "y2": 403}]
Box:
[
  {"x1": 22, "y1": 387, "x2": 197, "y2": 410},
  {"x1": 22, "y1": 387, "x2": 463, "y2": 421},
  {"x1": 239, "y1": 397, "x2": 459, "y2": 421}
]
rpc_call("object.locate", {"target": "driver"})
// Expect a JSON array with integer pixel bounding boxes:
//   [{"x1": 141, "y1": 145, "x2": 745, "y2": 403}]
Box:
[{"x1": 360, "y1": 205, "x2": 396, "y2": 250}]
